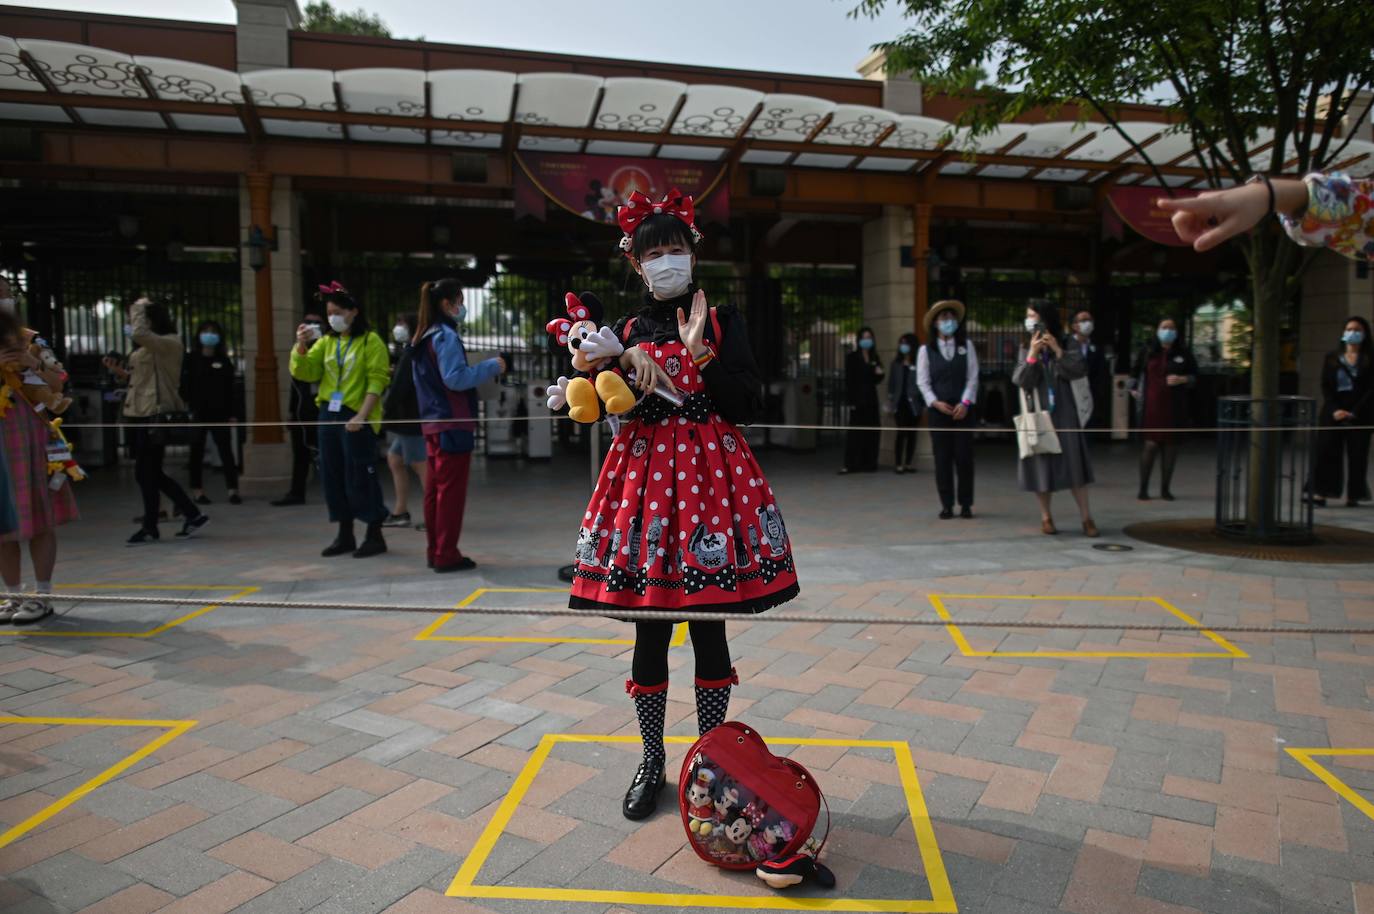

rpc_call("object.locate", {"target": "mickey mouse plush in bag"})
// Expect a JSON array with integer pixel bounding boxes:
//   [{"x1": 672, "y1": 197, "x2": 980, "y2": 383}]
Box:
[{"x1": 679, "y1": 722, "x2": 835, "y2": 890}]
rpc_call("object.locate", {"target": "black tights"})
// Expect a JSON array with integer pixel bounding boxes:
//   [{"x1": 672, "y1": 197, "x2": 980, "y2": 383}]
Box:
[
  {"x1": 1139, "y1": 441, "x2": 1179, "y2": 495},
  {"x1": 632, "y1": 621, "x2": 731, "y2": 686}
]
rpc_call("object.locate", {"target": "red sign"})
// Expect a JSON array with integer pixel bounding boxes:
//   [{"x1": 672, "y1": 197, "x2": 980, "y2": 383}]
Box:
[
  {"x1": 514, "y1": 152, "x2": 729, "y2": 231},
  {"x1": 1105, "y1": 186, "x2": 1201, "y2": 247}
]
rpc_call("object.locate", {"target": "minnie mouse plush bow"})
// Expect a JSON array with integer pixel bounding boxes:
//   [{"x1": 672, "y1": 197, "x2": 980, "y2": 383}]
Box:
[
  {"x1": 317, "y1": 280, "x2": 349, "y2": 296},
  {"x1": 616, "y1": 188, "x2": 701, "y2": 252}
]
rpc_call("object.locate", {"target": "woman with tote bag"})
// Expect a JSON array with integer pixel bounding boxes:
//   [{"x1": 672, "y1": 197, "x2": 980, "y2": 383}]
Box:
[{"x1": 1012, "y1": 301, "x2": 1098, "y2": 537}]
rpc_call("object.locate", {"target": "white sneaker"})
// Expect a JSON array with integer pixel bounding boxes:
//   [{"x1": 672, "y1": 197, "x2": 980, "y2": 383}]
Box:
[
  {"x1": 0, "y1": 599, "x2": 17, "y2": 623},
  {"x1": 11, "y1": 598, "x2": 52, "y2": 625}
]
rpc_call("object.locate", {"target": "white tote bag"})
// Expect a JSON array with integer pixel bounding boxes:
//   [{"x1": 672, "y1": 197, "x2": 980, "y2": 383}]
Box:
[{"x1": 1015, "y1": 388, "x2": 1062, "y2": 460}]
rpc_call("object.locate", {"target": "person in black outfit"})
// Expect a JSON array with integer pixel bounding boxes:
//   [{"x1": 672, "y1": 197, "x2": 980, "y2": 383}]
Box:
[
  {"x1": 184, "y1": 320, "x2": 241, "y2": 506},
  {"x1": 1068, "y1": 310, "x2": 1111, "y2": 429},
  {"x1": 841, "y1": 327, "x2": 883, "y2": 474},
  {"x1": 917, "y1": 301, "x2": 979, "y2": 518},
  {"x1": 887, "y1": 332, "x2": 923, "y2": 474},
  {"x1": 1312, "y1": 316, "x2": 1373, "y2": 507},
  {"x1": 272, "y1": 310, "x2": 323, "y2": 506}
]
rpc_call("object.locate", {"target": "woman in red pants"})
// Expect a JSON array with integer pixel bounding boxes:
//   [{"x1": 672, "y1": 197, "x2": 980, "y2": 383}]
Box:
[{"x1": 410, "y1": 278, "x2": 504, "y2": 572}]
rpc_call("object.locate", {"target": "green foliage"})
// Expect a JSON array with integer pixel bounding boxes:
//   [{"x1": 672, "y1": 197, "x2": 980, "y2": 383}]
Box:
[
  {"x1": 851, "y1": 0, "x2": 1374, "y2": 185},
  {"x1": 301, "y1": 1, "x2": 392, "y2": 38}
]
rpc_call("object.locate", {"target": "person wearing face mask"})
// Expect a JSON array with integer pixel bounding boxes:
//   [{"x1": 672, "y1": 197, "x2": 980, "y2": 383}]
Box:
[
  {"x1": 1130, "y1": 317, "x2": 1197, "y2": 500},
  {"x1": 183, "y1": 319, "x2": 241, "y2": 507},
  {"x1": 1310, "y1": 317, "x2": 1373, "y2": 508},
  {"x1": 272, "y1": 311, "x2": 323, "y2": 506},
  {"x1": 1013, "y1": 302, "x2": 1098, "y2": 536},
  {"x1": 887, "y1": 332, "x2": 923, "y2": 474},
  {"x1": 411, "y1": 278, "x2": 504, "y2": 573},
  {"x1": 290, "y1": 282, "x2": 391, "y2": 558},
  {"x1": 1070, "y1": 310, "x2": 1110, "y2": 429},
  {"x1": 841, "y1": 327, "x2": 884, "y2": 474},
  {"x1": 917, "y1": 302, "x2": 979, "y2": 518},
  {"x1": 381, "y1": 312, "x2": 427, "y2": 529}
]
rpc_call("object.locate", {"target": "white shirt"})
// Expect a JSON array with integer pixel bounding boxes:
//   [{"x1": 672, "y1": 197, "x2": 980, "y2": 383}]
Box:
[{"x1": 916, "y1": 336, "x2": 979, "y2": 406}]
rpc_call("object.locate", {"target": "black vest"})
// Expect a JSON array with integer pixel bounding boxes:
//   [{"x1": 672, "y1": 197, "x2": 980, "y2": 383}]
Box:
[{"x1": 927, "y1": 340, "x2": 967, "y2": 403}]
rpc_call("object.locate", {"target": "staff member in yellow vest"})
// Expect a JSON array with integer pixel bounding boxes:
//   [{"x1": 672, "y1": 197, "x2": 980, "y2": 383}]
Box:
[{"x1": 290, "y1": 281, "x2": 391, "y2": 558}]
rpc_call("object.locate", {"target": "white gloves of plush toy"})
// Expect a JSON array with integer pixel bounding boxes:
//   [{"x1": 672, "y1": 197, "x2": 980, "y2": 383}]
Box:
[
  {"x1": 575, "y1": 326, "x2": 624, "y2": 362},
  {"x1": 546, "y1": 376, "x2": 570, "y2": 411}
]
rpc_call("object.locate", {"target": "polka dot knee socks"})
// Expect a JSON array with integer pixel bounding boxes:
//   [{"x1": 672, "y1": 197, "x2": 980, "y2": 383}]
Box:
[
  {"x1": 694, "y1": 668, "x2": 738, "y2": 736},
  {"x1": 627, "y1": 679, "x2": 668, "y2": 770}
]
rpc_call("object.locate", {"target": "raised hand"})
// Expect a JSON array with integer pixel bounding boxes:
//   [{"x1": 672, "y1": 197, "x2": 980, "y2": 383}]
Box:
[{"x1": 677, "y1": 289, "x2": 708, "y2": 358}]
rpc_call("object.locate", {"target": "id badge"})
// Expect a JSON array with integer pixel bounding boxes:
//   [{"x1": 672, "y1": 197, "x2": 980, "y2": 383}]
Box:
[{"x1": 328, "y1": 391, "x2": 344, "y2": 413}]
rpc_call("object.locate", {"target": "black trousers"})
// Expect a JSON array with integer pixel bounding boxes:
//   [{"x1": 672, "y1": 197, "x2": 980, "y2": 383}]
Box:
[
  {"x1": 844, "y1": 402, "x2": 881, "y2": 471},
  {"x1": 928, "y1": 409, "x2": 975, "y2": 509},
  {"x1": 188, "y1": 426, "x2": 238, "y2": 490},
  {"x1": 632, "y1": 621, "x2": 731, "y2": 686},
  {"x1": 130, "y1": 426, "x2": 199, "y2": 531},
  {"x1": 286, "y1": 418, "x2": 319, "y2": 499},
  {"x1": 1314, "y1": 423, "x2": 1373, "y2": 501},
  {"x1": 894, "y1": 400, "x2": 920, "y2": 466}
]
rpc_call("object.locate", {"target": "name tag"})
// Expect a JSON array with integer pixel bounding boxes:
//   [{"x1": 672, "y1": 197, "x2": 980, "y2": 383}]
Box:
[
  {"x1": 328, "y1": 391, "x2": 344, "y2": 413},
  {"x1": 1173, "y1": 356, "x2": 1185, "y2": 364}
]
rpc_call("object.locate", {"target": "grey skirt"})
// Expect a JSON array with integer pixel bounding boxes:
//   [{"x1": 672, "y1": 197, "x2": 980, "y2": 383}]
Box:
[{"x1": 1018, "y1": 394, "x2": 1094, "y2": 494}]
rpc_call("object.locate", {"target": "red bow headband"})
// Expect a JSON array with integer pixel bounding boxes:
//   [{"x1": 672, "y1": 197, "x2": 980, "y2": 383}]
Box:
[
  {"x1": 316, "y1": 280, "x2": 350, "y2": 297},
  {"x1": 545, "y1": 292, "x2": 593, "y2": 346},
  {"x1": 616, "y1": 188, "x2": 703, "y2": 253}
]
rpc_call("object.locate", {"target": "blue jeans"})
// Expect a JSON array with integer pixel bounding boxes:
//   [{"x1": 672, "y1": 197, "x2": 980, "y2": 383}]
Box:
[{"x1": 317, "y1": 409, "x2": 386, "y2": 527}]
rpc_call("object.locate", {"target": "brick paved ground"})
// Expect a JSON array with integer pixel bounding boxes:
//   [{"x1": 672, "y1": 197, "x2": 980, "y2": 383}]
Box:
[{"x1": 2, "y1": 439, "x2": 1374, "y2": 913}]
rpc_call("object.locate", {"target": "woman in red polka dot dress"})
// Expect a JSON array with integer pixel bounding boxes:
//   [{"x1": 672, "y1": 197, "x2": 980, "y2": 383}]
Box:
[{"x1": 566, "y1": 189, "x2": 799, "y2": 821}]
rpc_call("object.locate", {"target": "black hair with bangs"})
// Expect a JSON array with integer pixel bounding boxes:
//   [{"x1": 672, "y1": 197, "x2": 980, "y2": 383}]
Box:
[{"x1": 630, "y1": 213, "x2": 697, "y2": 260}]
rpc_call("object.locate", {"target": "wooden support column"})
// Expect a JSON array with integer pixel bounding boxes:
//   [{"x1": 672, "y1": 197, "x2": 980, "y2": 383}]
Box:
[
  {"x1": 912, "y1": 201, "x2": 932, "y2": 341},
  {"x1": 246, "y1": 170, "x2": 283, "y2": 444}
]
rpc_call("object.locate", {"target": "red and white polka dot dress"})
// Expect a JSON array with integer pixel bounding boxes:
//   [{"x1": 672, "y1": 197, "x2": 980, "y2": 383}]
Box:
[{"x1": 569, "y1": 338, "x2": 799, "y2": 615}]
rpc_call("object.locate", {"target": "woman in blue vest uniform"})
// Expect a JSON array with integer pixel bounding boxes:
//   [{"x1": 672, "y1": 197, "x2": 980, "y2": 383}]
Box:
[{"x1": 916, "y1": 300, "x2": 978, "y2": 518}]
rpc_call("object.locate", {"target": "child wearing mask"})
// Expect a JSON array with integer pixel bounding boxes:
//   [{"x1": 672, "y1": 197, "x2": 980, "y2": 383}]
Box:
[{"x1": 562, "y1": 189, "x2": 799, "y2": 822}]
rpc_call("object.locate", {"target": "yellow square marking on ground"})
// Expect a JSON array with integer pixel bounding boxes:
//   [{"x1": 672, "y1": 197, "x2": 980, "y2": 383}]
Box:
[
  {"x1": 928, "y1": 594, "x2": 1247, "y2": 660},
  {"x1": 415, "y1": 587, "x2": 686, "y2": 647},
  {"x1": 1287, "y1": 748, "x2": 1374, "y2": 821},
  {"x1": 0, "y1": 584, "x2": 259, "y2": 638},
  {"x1": 447, "y1": 733, "x2": 956, "y2": 912},
  {"x1": 0, "y1": 716, "x2": 196, "y2": 849}
]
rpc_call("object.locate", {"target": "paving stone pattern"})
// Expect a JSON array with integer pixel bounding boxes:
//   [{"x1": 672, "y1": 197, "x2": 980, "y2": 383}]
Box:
[{"x1": 2, "y1": 444, "x2": 1374, "y2": 912}]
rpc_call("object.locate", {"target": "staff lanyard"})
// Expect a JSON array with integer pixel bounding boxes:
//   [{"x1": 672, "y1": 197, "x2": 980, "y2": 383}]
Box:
[{"x1": 334, "y1": 335, "x2": 356, "y2": 384}]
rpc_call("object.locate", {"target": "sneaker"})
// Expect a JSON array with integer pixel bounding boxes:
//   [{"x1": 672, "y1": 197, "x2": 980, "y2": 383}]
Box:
[
  {"x1": 127, "y1": 528, "x2": 160, "y2": 546},
  {"x1": 11, "y1": 598, "x2": 52, "y2": 625},
  {"x1": 194, "y1": 494, "x2": 212, "y2": 506},
  {"x1": 381, "y1": 512, "x2": 411, "y2": 528},
  {"x1": 0, "y1": 599, "x2": 17, "y2": 623},
  {"x1": 176, "y1": 515, "x2": 210, "y2": 538}
]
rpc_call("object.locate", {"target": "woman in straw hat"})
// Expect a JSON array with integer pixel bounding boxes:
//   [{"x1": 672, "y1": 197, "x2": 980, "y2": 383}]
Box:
[{"x1": 916, "y1": 300, "x2": 978, "y2": 518}]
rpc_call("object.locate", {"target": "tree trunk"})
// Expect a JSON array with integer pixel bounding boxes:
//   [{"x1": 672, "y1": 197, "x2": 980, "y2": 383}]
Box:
[{"x1": 1243, "y1": 231, "x2": 1298, "y2": 537}]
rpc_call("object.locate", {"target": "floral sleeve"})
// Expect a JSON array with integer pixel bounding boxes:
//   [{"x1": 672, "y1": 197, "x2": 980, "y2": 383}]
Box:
[{"x1": 1279, "y1": 172, "x2": 1374, "y2": 262}]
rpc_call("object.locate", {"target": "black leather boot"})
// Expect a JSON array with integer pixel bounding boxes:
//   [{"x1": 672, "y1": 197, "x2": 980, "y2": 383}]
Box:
[
  {"x1": 622, "y1": 760, "x2": 665, "y2": 821},
  {"x1": 353, "y1": 521, "x2": 387, "y2": 558},
  {"x1": 624, "y1": 680, "x2": 668, "y2": 820},
  {"x1": 321, "y1": 521, "x2": 356, "y2": 557}
]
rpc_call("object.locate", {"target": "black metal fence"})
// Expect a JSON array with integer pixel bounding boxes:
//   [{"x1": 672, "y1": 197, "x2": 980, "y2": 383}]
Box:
[{"x1": 1216, "y1": 396, "x2": 1315, "y2": 542}]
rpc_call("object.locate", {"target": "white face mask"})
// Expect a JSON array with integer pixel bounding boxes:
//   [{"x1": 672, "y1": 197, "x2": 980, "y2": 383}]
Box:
[
  {"x1": 1025, "y1": 317, "x2": 1041, "y2": 333},
  {"x1": 640, "y1": 253, "x2": 693, "y2": 298},
  {"x1": 328, "y1": 313, "x2": 350, "y2": 334},
  {"x1": 1077, "y1": 320, "x2": 1093, "y2": 336},
  {"x1": 392, "y1": 325, "x2": 409, "y2": 343},
  {"x1": 0, "y1": 298, "x2": 14, "y2": 314}
]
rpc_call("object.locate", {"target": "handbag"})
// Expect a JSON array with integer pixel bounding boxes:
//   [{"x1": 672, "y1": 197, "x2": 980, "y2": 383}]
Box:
[
  {"x1": 1014, "y1": 387, "x2": 1062, "y2": 459},
  {"x1": 148, "y1": 355, "x2": 194, "y2": 446},
  {"x1": 678, "y1": 721, "x2": 828, "y2": 872}
]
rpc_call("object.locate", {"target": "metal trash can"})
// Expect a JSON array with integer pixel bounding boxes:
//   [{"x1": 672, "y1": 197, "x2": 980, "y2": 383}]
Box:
[{"x1": 1215, "y1": 396, "x2": 1314, "y2": 543}]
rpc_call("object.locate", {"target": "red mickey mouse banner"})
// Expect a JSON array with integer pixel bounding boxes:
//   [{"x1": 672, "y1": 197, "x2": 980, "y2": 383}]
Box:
[{"x1": 514, "y1": 152, "x2": 729, "y2": 232}]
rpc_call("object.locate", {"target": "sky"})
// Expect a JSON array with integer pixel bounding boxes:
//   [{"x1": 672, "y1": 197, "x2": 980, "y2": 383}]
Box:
[{"x1": 20, "y1": 0, "x2": 915, "y2": 79}]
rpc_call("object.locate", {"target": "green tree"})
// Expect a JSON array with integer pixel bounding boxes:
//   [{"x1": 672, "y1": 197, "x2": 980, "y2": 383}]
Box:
[
  {"x1": 853, "y1": 0, "x2": 1373, "y2": 535},
  {"x1": 301, "y1": 1, "x2": 392, "y2": 37}
]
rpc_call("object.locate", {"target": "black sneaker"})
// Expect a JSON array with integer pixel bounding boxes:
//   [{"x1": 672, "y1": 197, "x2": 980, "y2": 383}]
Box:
[
  {"x1": 622, "y1": 761, "x2": 665, "y2": 820},
  {"x1": 938, "y1": 508, "x2": 954, "y2": 520},
  {"x1": 176, "y1": 515, "x2": 210, "y2": 538},
  {"x1": 127, "y1": 528, "x2": 160, "y2": 546},
  {"x1": 434, "y1": 557, "x2": 477, "y2": 573},
  {"x1": 381, "y1": 512, "x2": 411, "y2": 528},
  {"x1": 960, "y1": 507, "x2": 974, "y2": 519},
  {"x1": 353, "y1": 535, "x2": 388, "y2": 558}
]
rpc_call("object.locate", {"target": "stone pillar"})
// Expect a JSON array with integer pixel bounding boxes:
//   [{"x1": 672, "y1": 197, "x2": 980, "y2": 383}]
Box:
[
  {"x1": 855, "y1": 49, "x2": 923, "y2": 115},
  {"x1": 234, "y1": 0, "x2": 300, "y2": 72},
  {"x1": 237, "y1": 174, "x2": 302, "y2": 495},
  {"x1": 1299, "y1": 250, "x2": 1373, "y2": 401}
]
